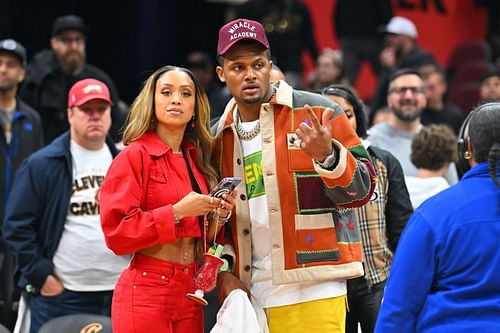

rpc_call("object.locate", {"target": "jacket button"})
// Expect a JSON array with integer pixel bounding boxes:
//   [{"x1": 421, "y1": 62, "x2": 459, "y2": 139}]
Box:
[
  {"x1": 244, "y1": 265, "x2": 251, "y2": 272},
  {"x1": 237, "y1": 158, "x2": 242, "y2": 165},
  {"x1": 240, "y1": 194, "x2": 247, "y2": 201},
  {"x1": 243, "y1": 229, "x2": 250, "y2": 235}
]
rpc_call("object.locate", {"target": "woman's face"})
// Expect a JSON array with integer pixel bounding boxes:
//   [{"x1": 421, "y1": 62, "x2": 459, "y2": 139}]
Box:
[
  {"x1": 154, "y1": 69, "x2": 196, "y2": 131},
  {"x1": 326, "y1": 95, "x2": 357, "y2": 131}
]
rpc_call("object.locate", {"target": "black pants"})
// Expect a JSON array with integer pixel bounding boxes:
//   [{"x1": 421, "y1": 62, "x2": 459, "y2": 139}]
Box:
[{"x1": 346, "y1": 277, "x2": 385, "y2": 333}]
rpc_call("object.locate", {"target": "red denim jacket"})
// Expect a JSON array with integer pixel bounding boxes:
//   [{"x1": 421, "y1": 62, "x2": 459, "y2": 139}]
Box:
[{"x1": 100, "y1": 131, "x2": 209, "y2": 255}]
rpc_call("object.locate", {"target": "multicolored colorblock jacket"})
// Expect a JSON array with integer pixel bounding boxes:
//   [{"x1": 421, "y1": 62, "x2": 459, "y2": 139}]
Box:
[{"x1": 213, "y1": 81, "x2": 377, "y2": 286}]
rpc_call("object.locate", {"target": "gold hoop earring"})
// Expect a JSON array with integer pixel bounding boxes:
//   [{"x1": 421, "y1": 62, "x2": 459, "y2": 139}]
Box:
[{"x1": 464, "y1": 151, "x2": 472, "y2": 160}]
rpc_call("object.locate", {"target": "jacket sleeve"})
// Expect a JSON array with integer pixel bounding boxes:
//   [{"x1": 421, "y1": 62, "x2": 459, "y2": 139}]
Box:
[
  {"x1": 313, "y1": 108, "x2": 376, "y2": 209},
  {"x1": 3, "y1": 158, "x2": 53, "y2": 290},
  {"x1": 381, "y1": 148, "x2": 413, "y2": 251},
  {"x1": 374, "y1": 212, "x2": 436, "y2": 333},
  {"x1": 99, "y1": 148, "x2": 178, "y2": 256}
]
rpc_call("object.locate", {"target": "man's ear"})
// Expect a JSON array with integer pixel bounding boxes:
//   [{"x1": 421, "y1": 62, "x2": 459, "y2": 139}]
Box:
[
  {"x1": 18, "y1": 68, "x2": 25, "y2": 83},
  {"x1": 216, "y1": 66, "x2": 225, "y2": 83},
  {"x1": 50, "y1": 37, "x2": 58, "y2": 50}
]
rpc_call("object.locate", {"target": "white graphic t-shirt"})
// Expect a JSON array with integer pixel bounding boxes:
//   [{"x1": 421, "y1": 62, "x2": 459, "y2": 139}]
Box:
[
  {"x1": 238, "y1": 116, "x2": 345, "y2": 309},
  {"x1": 53, "y1": 140, "x2": 129, "y2": 291}
]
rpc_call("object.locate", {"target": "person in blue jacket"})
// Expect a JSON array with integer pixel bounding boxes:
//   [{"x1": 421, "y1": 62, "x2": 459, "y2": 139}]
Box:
[{"x1": 374, "y1": 102, "x2": 500, "y2": 332}]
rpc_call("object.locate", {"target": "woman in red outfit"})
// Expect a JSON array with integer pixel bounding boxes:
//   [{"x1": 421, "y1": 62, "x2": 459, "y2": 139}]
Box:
[{"x1": 99, "y1": 66, "x2": 236, "y2": 333}]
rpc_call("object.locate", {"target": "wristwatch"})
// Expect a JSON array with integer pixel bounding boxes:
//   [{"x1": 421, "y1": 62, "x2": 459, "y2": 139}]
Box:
[{"x1": 220, "y1": 255, "x2": 234, "y2": 272}]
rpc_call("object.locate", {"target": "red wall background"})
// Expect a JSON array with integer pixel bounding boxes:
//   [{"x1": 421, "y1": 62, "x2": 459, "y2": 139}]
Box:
[{"x1": 302, "y1": 0, "x2": 488, "y2": 100}]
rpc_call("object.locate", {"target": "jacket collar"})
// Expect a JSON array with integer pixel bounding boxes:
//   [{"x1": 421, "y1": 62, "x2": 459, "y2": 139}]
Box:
[
  {"x1": 44, "y1": 131, "x2": 119, "y2": 158},
  {"x1": 135, "y1": 131, "x2": 196, "y2": 158},
  {"x1": 214, "y1": 80, "x2": 294, "y2": 136},
  {"x1": 462, "y1": 162, "x2": 499, "y2": 180}
]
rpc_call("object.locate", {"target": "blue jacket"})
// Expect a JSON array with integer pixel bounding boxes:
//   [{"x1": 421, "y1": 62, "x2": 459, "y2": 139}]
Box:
[
  {"x1": 2, "y1": 132, "x2": 119, "y2": 292},
  {"x1": 0, "y1": 100, "x2": 43, "y2": 226},
  {"x1": 375, "y1": 162, "x2": 500, "y2": 333}
]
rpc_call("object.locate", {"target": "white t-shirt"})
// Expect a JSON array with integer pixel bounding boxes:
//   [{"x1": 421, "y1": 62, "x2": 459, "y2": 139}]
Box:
[
  {"x1": 367, "y1": 122, "x2": 458, "y2": 184},
  {"x1": 238, "y1": 118, "x2": 346, "y2": 309},
  {"x1": 405, "y1": 176, "x2": 450, "y2": 209},
  {"x1": 53, "y1": 140, "x2": 129, "y2": 291}
]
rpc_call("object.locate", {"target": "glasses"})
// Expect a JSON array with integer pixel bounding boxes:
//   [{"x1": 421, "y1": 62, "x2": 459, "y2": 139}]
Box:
[
  {"x1": 389, "y1": 86, "x2": 426, "y2": 95},
  {"x1": 56, "y1": 36, "x2": 85, "y2": 45},
  {"x1": 322, "y1": 86, "x2": 348, "y2": 96}
]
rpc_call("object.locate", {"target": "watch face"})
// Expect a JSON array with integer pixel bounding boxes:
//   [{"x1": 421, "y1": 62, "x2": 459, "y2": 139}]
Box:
[{"x1": 220, "y1": 258, "x2": 229, "y2": 272}]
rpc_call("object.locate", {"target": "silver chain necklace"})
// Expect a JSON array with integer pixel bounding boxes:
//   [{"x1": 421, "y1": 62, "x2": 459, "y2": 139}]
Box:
[{"x1": 234, "y1": 112, "x2": 260, "y2": 141}]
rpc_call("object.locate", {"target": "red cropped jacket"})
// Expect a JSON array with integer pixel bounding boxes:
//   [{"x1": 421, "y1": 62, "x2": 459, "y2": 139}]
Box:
[{"x1": 100, "y1": 131, "x2": 209, "y2": 256}]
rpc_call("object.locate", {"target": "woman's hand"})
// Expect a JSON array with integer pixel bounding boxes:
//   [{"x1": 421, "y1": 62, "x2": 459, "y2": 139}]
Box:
[
  {"x1": 173, "y1": 192, "x2": 221, "y2": 219},
  {"x1": 216, "y1": 189, "x2": 238, "y2": 219}
]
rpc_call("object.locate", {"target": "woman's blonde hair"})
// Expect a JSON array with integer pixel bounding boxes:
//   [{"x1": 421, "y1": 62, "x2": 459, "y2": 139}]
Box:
[{"x1": 123, "y1": 65, "x2": 218, "y2": 189}]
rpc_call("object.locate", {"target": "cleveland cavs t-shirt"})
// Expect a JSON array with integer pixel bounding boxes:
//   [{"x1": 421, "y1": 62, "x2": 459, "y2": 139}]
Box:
[{"x1": 53, "y1": 140, "x2": 129, "y2": 291}]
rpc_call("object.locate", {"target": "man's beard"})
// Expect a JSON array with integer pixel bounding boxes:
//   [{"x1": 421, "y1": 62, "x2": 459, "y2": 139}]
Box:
[
  {"x1": 56, "y1": 50, "x2": 85, "y2": 75},
  {"x1": 392, "y1": 105, "x2": 423, "y2": 122},
  {"x1": 0, "y1": 80, "x2": 17, "y2": 93}
]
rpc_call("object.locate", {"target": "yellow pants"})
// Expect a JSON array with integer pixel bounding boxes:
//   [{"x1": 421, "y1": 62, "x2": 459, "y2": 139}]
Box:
[{"x1": 266, "y1": 295, "x2": 347, "y2": 333}]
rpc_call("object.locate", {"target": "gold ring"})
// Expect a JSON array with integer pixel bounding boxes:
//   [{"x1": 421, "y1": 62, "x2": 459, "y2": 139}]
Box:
[{"x1": 210, "y1": 197, "x2": 213, "y2": 204}]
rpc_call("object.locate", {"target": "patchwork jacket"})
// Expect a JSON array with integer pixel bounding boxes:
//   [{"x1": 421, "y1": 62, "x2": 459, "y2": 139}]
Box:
[{"x1": 213, "y1": 81, "x2": 376, "y2": 286}]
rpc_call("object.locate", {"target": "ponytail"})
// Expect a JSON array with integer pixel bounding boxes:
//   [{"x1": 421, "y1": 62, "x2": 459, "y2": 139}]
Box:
[{"x1": 488, "y1": 142, "x2": 500, "y2": 190}]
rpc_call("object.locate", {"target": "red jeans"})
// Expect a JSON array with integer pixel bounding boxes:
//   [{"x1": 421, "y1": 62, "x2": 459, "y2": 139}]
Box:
[{"x1": 112, "y1": 254, "x2": 203, "y2": 333}]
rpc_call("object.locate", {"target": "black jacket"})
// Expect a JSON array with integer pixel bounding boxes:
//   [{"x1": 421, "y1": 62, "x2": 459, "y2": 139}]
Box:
[{"x1": 19, "y1": 50, "x2": 125, "y2": 144}]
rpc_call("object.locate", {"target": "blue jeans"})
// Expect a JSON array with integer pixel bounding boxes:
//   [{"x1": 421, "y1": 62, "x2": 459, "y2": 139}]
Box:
[
  {"x1": 29, "y1": 289, "x2": 112, "y2": 333},
  {"x1": 346, "y1": 277, "x2": 385, "y2": 333}
]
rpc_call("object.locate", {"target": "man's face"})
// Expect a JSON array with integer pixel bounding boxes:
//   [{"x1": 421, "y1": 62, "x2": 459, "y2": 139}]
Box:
[
  {"x1": 68, "y1": 99, "x2": 111, "y2": 148},
  {"x1": 51, "y1": 30, "x2": 86, "y2": 74},
  {"x1": 480, "y1": 76, "x2": 500, "y2": 102},
  {"x1": 387, "y1": 74, "x2": 426, "y2": 122},
  {"x1": 316, "y1": 55, "x2": 341, "y2": 85},
  {"x1": 216, "y1": 43, "x2": 272, "y2": 107},
  {"x1": 0, "y1": 52, "x2": 24, "y2": 93},
  {"x1": 424, "y1": 72, "x2": 447, "y2": 106}
]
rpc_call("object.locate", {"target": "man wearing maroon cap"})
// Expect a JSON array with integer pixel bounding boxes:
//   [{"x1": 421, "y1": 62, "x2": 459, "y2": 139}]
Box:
[
  {"x1": 212, "y1": 18, "x2": 376, "y2": 332},
  {"x1": 3, "y1": 78, "x2": 128, "y2": 333}
]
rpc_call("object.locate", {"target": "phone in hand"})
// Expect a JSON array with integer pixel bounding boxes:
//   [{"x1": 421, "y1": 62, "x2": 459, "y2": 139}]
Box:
[{"x1": 210, "y1": 177, "x2": 241, "y2": 198}]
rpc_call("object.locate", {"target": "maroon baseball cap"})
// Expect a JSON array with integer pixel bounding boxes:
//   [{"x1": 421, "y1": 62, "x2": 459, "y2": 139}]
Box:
[
  {"x1": 68, "y1": 78, "x2": 112, "y2": 107},
  {"x1": 217, "y1": 18, "x2": 270, "y2": 56}
]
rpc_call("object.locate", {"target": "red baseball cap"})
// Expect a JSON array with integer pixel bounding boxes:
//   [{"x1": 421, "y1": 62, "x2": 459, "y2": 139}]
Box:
[
  {"x1": 217, "y1": 18, "x2": 269, "y2": 56},
  {"x1": 67, "y1": 78, "x2": 112, "y2": 107}
]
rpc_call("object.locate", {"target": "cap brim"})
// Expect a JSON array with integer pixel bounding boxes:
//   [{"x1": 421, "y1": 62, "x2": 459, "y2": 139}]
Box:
[
  {"x1": 0, "y1": 50, "x2": 26, "y2": 66},
  {"x1": 71, "y1": 96, "x2": 112, "y2": 107},
  {"x1": 376, "y1": 25, "x2": 390, "y2": 34},
  {"x1": 218, "y1": 38, "x2": 268, "y2": 56}
]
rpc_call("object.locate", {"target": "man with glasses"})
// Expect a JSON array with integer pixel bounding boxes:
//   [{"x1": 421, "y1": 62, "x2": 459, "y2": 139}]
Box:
[
  {"x1": 20, "y1": 15, "x2": 126, "y2": 144},
  {"x1": 367, "y1": 68, "x2": 458, "y2": 183}
]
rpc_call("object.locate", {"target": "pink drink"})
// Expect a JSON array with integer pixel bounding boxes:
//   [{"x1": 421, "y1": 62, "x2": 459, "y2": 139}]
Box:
[{"x1": 186, "y1": 253, "x2": 224, "y2": 306}]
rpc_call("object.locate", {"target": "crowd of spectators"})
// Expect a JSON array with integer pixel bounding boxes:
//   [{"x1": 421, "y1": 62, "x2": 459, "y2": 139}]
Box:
[{"x1": 1, "y1": 3, "x2": 500, "y2": 332}]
